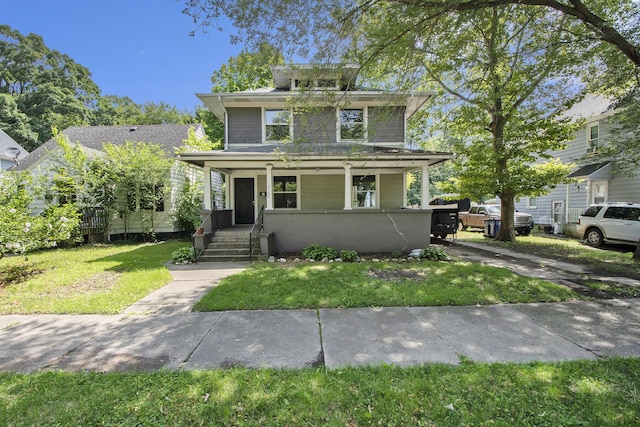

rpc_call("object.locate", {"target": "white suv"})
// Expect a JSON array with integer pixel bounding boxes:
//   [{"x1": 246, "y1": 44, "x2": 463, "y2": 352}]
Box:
[{"x1": 576, "y1": 202, "x2": 640, "y2": 247}]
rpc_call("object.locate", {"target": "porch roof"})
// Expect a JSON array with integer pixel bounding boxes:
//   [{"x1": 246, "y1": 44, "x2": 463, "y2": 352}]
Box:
[
  {"x1": 178, "y1": 144, "x2": 453, "y2": 172},
  {"x1": 568, "y1": 162, "x2": 612, "y2": 180}
]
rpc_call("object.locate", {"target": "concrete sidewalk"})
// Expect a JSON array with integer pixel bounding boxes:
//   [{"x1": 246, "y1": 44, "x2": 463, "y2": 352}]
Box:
[{"x1": 1, "y1": 254, "x2": 639, "y2": 373}]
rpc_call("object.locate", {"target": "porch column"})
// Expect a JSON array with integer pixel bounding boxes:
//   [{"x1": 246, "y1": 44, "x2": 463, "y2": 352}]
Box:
[
  {"x1": 266, "y1": 163, "x2": 273, "y2": 210},
  {"x1": 403, "y1": 172, "x2": 408, "y2": 207},
  {"x1": 421, "y1": 165, "x2": 430, "y2": 209},
  {"x1": 344, "y1": 163, "x2": 352, "y2": 210},
  {"x1": 225, "y1": 173, "x2": 231, "y2": 209},
  {"x1": 203, "y1": 167, "x2": 212, "y2": 210}
]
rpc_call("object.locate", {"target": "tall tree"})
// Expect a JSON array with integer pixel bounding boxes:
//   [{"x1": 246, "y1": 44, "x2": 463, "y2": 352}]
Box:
[{"x1": 0, "y1": 25, "x2": 100, "y2": 150}]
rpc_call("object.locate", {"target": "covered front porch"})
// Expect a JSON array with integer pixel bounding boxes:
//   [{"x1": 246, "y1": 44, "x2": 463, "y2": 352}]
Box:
[{"x1": 181, "y1": 147, "x2": 453, "y2": 256}]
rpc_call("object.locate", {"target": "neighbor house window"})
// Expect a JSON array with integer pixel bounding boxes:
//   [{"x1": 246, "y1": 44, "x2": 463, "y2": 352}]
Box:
[
  {"x1": 587, "y1": 123, "x2": 599, "y2": 154},
  {"x1": 265, "y1": 109, "x2": 291, "y2": 141},
  {"x1": 339, "y1": 108, "x2": 365, "y2": 141},
  {"x1": 352, "y1": 175, "x2": 376, "y2": 208},
  {"x1": 527, "y1": 197, "x2": 537, "y2": 208},
  {"x1": 273, "y1": 176, "x2": 297, "y2": 209}
]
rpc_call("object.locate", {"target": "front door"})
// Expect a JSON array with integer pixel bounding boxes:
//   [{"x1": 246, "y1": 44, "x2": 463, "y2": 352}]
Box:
[{"x1": 234, "y1": 178, "x2": 255, "y2": 224}]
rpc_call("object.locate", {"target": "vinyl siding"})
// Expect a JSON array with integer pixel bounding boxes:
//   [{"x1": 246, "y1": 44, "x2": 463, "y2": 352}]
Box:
[
  {"x1": 294, "y1": 108, "x2": 337, "y2": 144},
  {"x1": 301, "y1": 175, "x2": 343, "y2": 210},
  {"x1": 369, "y1": 106, "x2": 405, "y2": 143},
  {"x1": 380, "y1": 174, "x2": 404, "y2": 208},
  {"x1": 227, "y1": 107, "x2": 262, "y2": 144}
]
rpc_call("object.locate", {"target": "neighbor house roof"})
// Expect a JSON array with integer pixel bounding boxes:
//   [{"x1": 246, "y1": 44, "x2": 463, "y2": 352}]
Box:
[
  {"x1": 14, "y1": 123, "x2": 204, "y2": 171},
  {"x1": 0, "y1": 128, "x2": 29, "y2": 164}
]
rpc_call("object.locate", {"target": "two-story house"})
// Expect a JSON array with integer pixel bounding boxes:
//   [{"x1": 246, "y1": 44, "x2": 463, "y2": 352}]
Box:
[
  {"x1": 514, "y1": 94, "x2": 640, "y2": 235},
  {"x1": 179, "y1": 64, "x2": 453, "y2": 256}
]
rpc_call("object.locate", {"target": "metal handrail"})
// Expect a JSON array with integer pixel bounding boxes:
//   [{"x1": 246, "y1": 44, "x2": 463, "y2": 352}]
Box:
[
  {"x1": 192, "y1": 209, "x2": 215, "y2": 262},
  {"x1": 249, "y1": 206, "x2": 264, "y2": 262}
]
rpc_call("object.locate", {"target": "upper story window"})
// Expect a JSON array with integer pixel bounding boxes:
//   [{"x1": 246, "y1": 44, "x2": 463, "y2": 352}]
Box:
[
  {"x1": 265, "y1": 109, "x2": 291, "y2": 142},
  {"x1": 587, "y1": 123, "x2": 599, "y2": 154},
  {"x1": 339, "y1": 108, "x2": 366, "y2": 141},
  {"x1": 292, "y1": 78, "x2": 339, "y2": 90}
]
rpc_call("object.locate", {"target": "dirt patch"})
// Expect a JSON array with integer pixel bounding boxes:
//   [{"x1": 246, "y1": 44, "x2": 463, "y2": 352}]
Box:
[
  {"x1": 42, "y1": 272, "x2": 122, "y2": 297},
  {"x1": 0, "y1": 263, "x2": 44, "y2": 289},
  {"x1": 368, "y1": 268, "x2": 427, "y2": 281}
]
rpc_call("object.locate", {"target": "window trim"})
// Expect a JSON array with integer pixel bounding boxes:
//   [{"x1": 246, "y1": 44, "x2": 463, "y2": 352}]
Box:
[
  {"x1": 351, "y1": 173, "x2": 378, "y2": 209},
  {"x1": 587, "y1": 122, "x2": 599, "y2": 154},
  {"x1": 263, "y1": 108, "x2": 292, "y2": 143},
  {"x1": 337, "y1": 107, "x2": 367, "y2": 142},
  {"x1": 526, "y1": 197, "x2": 538, "y2": 209},
  {"x1": 272, "y1": 174, "x2": 300, "y2": 210}
]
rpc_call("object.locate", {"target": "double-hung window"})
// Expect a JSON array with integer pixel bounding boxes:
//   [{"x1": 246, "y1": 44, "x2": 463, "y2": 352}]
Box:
[
  {"x1": 265, "y1": 109, "x2": 291, "y2": 142},
  {"x1": 339, "y1": 108, "x2": 365, "y2": 141},
  {"x1": 352, "y1": 175, "x2": 376, "y2": 208},
  {"x1": 587, "y1": 123, "x2": 599, "y2": 154},
  {"x1": 273, "y1": 176, "x2": 297, "y2": 209}
]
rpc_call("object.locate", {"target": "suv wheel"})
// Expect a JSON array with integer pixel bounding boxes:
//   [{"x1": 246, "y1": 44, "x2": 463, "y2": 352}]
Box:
[{"x1": 585, "y1": 228, "x2": 604, "y2": 247}]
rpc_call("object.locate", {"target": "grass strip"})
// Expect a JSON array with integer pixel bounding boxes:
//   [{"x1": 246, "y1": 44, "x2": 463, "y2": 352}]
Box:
[
  {"x1": 195, "y1": 261, "x2": 582, "y2": 311},
  {"x1": 1, "y1": 358, "x2": 638, "y2": 426}
]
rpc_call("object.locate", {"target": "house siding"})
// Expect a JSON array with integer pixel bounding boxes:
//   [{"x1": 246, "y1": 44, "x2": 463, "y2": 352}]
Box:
[
  {"x1": 369, "y1": 106, "x2": 405, "y2": 143},
  {"x1": 294, "y1": 108, "x2": 337, "y2": 144},
  {"x1": 228, "y1": 107, "x2": 262, "y2": 144},
  {"x1": 380, "y1": 174, "x2": 404, "y2": 208},
  {"x1": 301, "y1": 174, "x2": 343, "y2": 210}
]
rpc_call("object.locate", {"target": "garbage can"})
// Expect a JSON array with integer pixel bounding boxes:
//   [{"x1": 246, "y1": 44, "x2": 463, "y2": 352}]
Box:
[{"x1": 483, "y1": 218, "x2": 501, "y2": 238}]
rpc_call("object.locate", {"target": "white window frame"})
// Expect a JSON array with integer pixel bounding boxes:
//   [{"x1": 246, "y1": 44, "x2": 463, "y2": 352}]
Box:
[
  {"x1": 272, "y1": 174, "x2": 300, "y2": 210},
  {"x1": 587, "y1": 122, "x2": 599, "y2": 154},
  {"x1": 351, "y1": 173, "x2": 378, "y2": 208},
  {"x1": 337, "y1": 107, "x2": 367, "y2": 142},
  {"x1": 526, "y1": 197, "x2": 538, "y2": 209},
  {"x1": 263, "y1": 108, "x2": 292, "y2": 143},
  {"x1": 590, "y1": 180, "x2": 608, "y2": 204},
  {"x1": 291, "y1": 78, "x2": 339, "y2": 91}
]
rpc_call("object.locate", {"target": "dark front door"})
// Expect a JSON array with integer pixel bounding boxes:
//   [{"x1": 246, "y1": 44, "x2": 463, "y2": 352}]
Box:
[{"x1": 234, "y1": 178, "x2": 255, "y2": 224}]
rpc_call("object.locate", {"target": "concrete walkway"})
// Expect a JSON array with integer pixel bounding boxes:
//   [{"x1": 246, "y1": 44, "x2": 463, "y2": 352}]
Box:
[{"x1": 1, "y1": 247, "x2": 639, "y2": 373}]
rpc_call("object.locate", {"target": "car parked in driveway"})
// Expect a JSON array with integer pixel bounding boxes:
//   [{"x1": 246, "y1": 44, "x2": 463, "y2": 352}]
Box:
[
  {"x1": 576, "y1": 202, "x2": 640, "y2": 247},
  {"x1": 458, "y1": 204, "x2": 535, "y2": 236}
]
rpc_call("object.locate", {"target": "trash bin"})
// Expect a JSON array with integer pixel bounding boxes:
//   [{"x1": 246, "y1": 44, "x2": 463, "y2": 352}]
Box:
[{"x1": 483, "y1": 218, "x2": 501, "y2": 238}]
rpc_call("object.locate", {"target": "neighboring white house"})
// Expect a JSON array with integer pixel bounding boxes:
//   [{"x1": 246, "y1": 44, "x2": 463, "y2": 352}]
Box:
[
  {"x1": 514, "y1": 94, "x2": 640, "y2": 235},
  {"x1": 0, "y1": 129, "x2": 29, "y2": 170},
  {"x1": 14, "y1": 124, "x2": 223, "y2": 240}
]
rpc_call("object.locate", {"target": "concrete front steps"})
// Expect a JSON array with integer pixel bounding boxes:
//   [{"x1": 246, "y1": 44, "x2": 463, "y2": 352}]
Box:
[{"x1": 197, "y1": 227, "x2": 263, "y2": 262}]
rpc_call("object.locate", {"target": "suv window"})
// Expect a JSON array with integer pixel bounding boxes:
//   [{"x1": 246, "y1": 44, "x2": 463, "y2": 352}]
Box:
[
  {"x1": 581, "y1": 205, "x2": 603, "y2": 217},
  {"x1": 469, "y1": 207, "x2": 478, "y2": 214},
  {"x1": 626, "y1": 208, "x2": 640, "y2": 221},
  {"x1": 604, "y1": 207, "x2": 626, "y2": 219}
]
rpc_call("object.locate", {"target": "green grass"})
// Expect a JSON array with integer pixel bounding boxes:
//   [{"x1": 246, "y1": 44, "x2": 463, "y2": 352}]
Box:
[
  {"x1": 0, "y1": 240, "x2": 187, "y2": 314},
  {"x1": 1, "y1": 358, "x2": 638, "y2": 426},
  {"x1": 456, "y1": 230, "x2": 640, "y2": 277},
  {"x1": 194, "y1": 260, "x2": 582, "y2": 311}
]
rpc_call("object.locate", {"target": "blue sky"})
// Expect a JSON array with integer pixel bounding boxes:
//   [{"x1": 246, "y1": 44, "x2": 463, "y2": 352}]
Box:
[{"x1": 4, "y1": 0, "x2": 244, "y2": 112}]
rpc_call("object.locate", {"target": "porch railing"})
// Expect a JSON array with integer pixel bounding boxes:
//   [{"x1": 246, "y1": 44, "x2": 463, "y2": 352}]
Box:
[
  {"x1": 567, "y1": 207, "x2": 584, "y2": 224},
  {"x1": 192, "y1": 210, "x2": 215, "y2": 262},
  {"x1": 249, "y1": 206, "x2": 264, "y2": 262}
]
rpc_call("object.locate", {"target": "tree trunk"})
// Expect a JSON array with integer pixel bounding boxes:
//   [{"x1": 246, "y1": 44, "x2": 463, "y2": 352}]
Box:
[{"x1": 496, "y1": 194, "x2": 516, "y2": 241}]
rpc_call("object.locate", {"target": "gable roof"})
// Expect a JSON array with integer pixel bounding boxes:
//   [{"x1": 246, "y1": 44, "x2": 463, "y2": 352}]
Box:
[
  {"x1": 0, "y1": 129, "x2": 29, "y2": 164},
  {"x1": 14, "y1": 124, "x2": 204, "y2": 171}
]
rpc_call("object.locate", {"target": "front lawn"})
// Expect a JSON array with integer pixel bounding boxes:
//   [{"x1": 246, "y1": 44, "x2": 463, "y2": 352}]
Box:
[
  {"x1": 456, "y1": 230, "x2": 640, "y2": 277},
  {"x1": 1, "y1": 358, "x2": 638, "y2": 426},
  {"x1": 194, "y1": 260, "x2": 582, "y2": 311},
  {"x1": 0, "y1": 240, "x2": 187, "y2": 314}
]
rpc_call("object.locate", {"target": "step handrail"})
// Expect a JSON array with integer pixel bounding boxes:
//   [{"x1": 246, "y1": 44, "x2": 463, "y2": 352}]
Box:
[{"x1": 249, "y1": 206, "x2": 264, "y2": 262}]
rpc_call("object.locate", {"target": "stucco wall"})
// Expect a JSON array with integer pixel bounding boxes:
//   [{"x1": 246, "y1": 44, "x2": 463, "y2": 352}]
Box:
[{"x1": 263, "y1": 209, "x2": 431, "y2": 254}]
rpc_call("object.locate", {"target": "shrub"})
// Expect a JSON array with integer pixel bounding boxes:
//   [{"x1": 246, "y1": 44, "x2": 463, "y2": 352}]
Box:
[
  {"x1": 302, "y1": 244, "x2": 337, "y2": 261},
  {"x1": 340, "y1": 249, "x2": 358, "y2": 262},
  {"x1": 391, "y1": 250, "x2": 404, "y2": 258},
  {"x1": 172, "y1": 246, "x2": 195, "y2": 264},
  {"x1": 419, "y1": 247, "x2": 450, "y2": 261}
]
